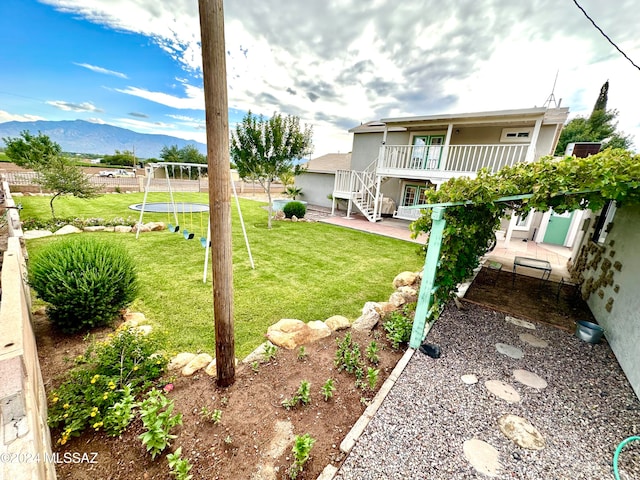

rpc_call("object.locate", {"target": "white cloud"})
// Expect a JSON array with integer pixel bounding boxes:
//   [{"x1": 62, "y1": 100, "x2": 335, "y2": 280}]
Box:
[
  {"x1": 116, "y1": 84, "x2": 204, "y2": 110},
  {"x1": 39, "y1": 0, "x2": 640, "y2": 153},
  {"x1": 46, "y1": 100, "x2": 103, "y2": 112},
  {"x1": 86, "y1": 117, "x2": 106, "y2": 124},
  {"x1": 0, "y1": 110, "x2": 45, "y2": 122},
  {"x1": 74, "y1": 62, "x2": 127, "y2": 78}
]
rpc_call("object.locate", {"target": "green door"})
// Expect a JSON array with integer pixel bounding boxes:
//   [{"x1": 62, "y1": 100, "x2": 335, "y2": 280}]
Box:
[{"x1": 543, "y1": 210, "x2": 573, "y2": 245}]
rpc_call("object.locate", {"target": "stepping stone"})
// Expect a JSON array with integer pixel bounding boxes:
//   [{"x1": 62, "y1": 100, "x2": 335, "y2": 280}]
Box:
[
  {"x1": 461, "y1": 374, "x2": 478, "y2": 385},
  {"x1": 485, "y1": 380, "x2": 521, "y2": 403},
  {"x1": 505, "y1": 316, "x2": 536, "y2": 330},
  {"x1": 519, "y1": 333, "x2": 549, "y2": 348},
  {"x1": 463, "y1": 438, "x2": 502, "y2": 477},
  {"x1": 496, "y1": 343, "x2": 524, "y2": 359},
  {"x1": 498, "y1": 414, "x2": 546, "y2": 450},
  {"x1": 513, "y1": 369, "x2": 548, "y2": 389}
]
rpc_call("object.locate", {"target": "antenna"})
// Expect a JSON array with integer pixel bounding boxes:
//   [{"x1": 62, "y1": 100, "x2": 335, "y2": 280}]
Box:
[{"x1": 543, "y1": 71, "x2": 559, "y2": 108}]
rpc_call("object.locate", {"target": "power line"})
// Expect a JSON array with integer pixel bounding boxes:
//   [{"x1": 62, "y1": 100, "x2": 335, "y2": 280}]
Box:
[{"x1": 571, "y1": 0, "x2": 640, "y2": 72}]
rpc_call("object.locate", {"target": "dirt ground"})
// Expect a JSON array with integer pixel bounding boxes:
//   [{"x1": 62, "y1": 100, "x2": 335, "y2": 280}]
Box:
[
  {"x1": 34, "y1": 313, "x2": 403, "y2": 480},
  {"x1": 464, "y1": 267, "x2": 596, "y2": 331}
]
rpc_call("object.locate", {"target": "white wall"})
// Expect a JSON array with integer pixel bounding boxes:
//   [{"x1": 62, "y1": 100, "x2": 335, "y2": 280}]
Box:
[
  {"x1": 572, "y1": 204, "x2": 640, "y2": 399},
  {"x1": 295, "y1": 172, "x2": 335, "y2": 208}
]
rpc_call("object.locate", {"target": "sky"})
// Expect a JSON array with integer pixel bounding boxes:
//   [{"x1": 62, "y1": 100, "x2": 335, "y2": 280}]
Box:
[{"x1": 1, "y1": 0, "x2": 639, "y2": 157}]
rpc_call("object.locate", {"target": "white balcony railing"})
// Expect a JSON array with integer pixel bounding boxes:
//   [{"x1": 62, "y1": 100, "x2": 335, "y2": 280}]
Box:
[{"x1": 378, "y1": 143, "x2": 530, "y2": 174}]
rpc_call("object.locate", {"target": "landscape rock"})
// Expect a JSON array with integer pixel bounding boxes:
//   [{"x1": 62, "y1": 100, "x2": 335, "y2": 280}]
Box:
[
  {"x1": 392, "y1": 271, "x2": 418, "y2": 289},
  {"x1": 23, "y1": 230, "x2": 53, "y2": 239},
  {"x1": 513, "y1": 369, "x2": 548, "y2": 389},
  {"x1": 505, "y1": 315, "x2": 536, "y2": 330},
  {"x1": 123, "y1": 311, "x2": 146, "y2": 326},
  {"x1": 104, "y1": 226, "x2": 115, "y2": 232},
  {"x1": 243, "y1": 341, "x2": 275, "y2": 364},
  {"x1": 266, "y1": 319, "x2": 331, "y2": 349},
  {"x1": 134, "y1": 325, "x2": 152, "y2": 336},
  {"x1": 461, "y1": 374, "x2": 479, "y2": 385},
  {"x1": 463, "y1": 438, "x2": 502, "y2": 477},
  {"x1": 132, "y1": 223, "x2": 151, "y2": 233},
  {"x1": 498, "y1": 414, "x2": 546, "y2": 450},
  {"x1": 114, "y1": 225, "x2": 133, "y2": 233},
  {"x1": 397, "y1": 285, "x2": 418, "y2": 303},
  {"x1": 146, "y1": 221, "x2": 166, "y2": 231},
  {"x1": 388, "y1": 291, "x2": 407, "y2": 307},
  {"x1": 291, "y1": 215, "x2": 298, "y2": 222},
  {"x1": 53, "y1": 225, "x2": 82, "y2": 235},
  {"x1": 352, "y1": 304, "x2": 381, "y2": 332},
  {"x1": 274, "y1": 210, "x2": 285, "y2": 220},
  {"x1": 495, "y1": 343, "x2": 524, "y2": 359},
  {"x1": 377, "y1": 302, "x2": 397, "y2": 315},
  {"x1": 83, "y1": 226, "x2": 105, "y2": 232},
  {"x1": 325, "y1": 315, "x2": 351, "y2": 331},
  {"x1": 168, "y1": 352, "x2": 196, "y2": 371},
  {"x1": 205, "y1": 357, "x2": 239, "y2": 376},
  {"x1": 182, "y1": 353, "x2": 213, "y2": 376}
]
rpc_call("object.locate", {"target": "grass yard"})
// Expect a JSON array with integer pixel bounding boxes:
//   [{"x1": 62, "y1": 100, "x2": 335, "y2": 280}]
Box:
[{"x1": 21, "y1": 193, "x2": 424, "y2": 358}]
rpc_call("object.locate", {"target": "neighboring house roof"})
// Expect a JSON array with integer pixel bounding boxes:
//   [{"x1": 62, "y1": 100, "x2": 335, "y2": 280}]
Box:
[
  {"x1": 301, "y1": 153, "x2": 351, "y2": 173},
  {"x1": 349, "y1": 107, "x2": 570, "y2": 133}
]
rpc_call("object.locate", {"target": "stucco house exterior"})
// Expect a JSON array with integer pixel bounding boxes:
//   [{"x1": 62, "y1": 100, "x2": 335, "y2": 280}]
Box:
[
  {"x1": 296, "y1": 153, "x2": 351, "y2": 208},
  {"x1": 333, "y1": 107, "x2": 568, "y2": 218},
  {"x1": 568, "y1": 202, "x2": 640, "y2": 398}
]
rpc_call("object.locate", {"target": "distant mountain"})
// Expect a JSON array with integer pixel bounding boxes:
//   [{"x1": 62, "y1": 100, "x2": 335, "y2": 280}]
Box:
[{"x1": 0, "y1": 120, "x2": 207, "y2": 159}]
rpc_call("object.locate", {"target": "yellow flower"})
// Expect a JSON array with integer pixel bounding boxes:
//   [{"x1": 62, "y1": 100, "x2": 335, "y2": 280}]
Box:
[
  {"x1": 63, "y1": 403, "x2": 69, "y2": 409},
  {"x1": 133, "y1": 365, "x2": 139, "y2": 371},
  {"x1": 52, "y1": 396, "x2": 59, "y2": 404},
  {"x1": 102, "y1": 393, "x2": 109, "y2": 400},
  {"x1": 90, "y1": 374, "x2": 100, "y2": 384},
  {"x1": 92, "y1": 421, "x2": 103, "y2": 430},
  {"x1": 63, "y1": 413, "x2": 68, "y2": 418},
  {"x1": 108, "y1": 381, "x2": 116, "y2": 390}
]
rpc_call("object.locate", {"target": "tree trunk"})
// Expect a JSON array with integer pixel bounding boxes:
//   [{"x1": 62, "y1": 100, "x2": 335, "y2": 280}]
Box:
[
  {"x1": 49, "y1": 193, "x2": 61, "y2": 219},
  {"x1": 266, "y1": 178, "x2": 272, "y2": 229},
  {"x1": 198, "y1": 0, "x2": 235, "y2": 387}
]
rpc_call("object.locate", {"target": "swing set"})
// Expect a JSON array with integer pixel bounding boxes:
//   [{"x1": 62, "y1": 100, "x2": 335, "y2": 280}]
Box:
[{"x1": 135, "y1": 162, "x2": 254, "y2": 282}]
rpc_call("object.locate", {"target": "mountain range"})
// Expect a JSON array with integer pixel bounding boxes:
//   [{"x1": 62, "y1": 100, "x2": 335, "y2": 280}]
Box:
[{"x1": 0, "y1": 120, "x2": 207, "y2": 159}]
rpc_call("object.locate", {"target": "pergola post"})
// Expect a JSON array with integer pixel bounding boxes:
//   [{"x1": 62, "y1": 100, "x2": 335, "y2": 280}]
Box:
[{"x1": 409, "y1": 206, "x2": 446, "y2": 349}]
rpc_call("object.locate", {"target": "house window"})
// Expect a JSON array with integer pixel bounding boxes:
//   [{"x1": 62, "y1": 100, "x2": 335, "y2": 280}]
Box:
[
  {"x1": 401, "y1": 184, "x2": 429, "y2": 207},
  {"x1": 592, "y1": 200, "x2": 616, "y2": 244},
  {"x1": 410, "y1": 135, "x2": 445, "y2": 169},
  {"x1": 500, "y1": 128, "x2": 533, "y2": 143},
  {"x1": 514, "y1": 212, "x2": 533, "y2": 230}
]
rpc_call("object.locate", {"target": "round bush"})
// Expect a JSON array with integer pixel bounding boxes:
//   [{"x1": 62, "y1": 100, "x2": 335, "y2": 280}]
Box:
[
  {"x1": 29, "y1": 236, "x2": 138, "y2": 333},
  {"x1": 283, "y1": 201, "x2": 306, "y2": 219}
]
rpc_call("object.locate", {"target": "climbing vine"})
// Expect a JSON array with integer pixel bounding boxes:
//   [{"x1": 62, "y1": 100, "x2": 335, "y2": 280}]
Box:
[{"x1": 410, "y1": 148, "x2": 640, "y2": 311}]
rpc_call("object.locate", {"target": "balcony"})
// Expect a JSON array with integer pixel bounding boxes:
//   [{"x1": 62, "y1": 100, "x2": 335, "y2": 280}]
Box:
[{"x1": 377, "y1": 143, "x2": 531, "y2": 180}]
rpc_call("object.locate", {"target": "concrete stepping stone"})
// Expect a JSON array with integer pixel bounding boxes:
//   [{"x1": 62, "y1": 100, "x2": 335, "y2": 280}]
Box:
[
  {"x1": 496, "y1": 343, "x2": 524, "y2": 359},
  {"x1": 498, "y1": 414, "x2": 546, "y2": 450},
  {"x1": 505, "y1": 316, "x2": 536, "y2": 330},
  {"x1": 485, "y1": 380, "x2": 521, "y2": 403},
  {"x1": 463, "y1": 438, "x2": 502, "y2": 477},
  {"x1": 461, "y1": 374, "x2": 478, "y2": 385},
  {"x1": 519, "y1": 333, "x2": 549, "y2": 348},
  {"x1": 513, "y1": 369, "x2": 548, "y2": 389}
]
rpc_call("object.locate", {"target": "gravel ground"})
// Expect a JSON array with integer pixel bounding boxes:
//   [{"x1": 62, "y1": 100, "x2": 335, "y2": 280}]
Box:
[{"x1": 335, "y1": 303, "x2": 640, "y2": 480}]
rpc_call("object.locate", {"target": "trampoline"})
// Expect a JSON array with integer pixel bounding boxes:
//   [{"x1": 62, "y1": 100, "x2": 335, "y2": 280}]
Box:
[{"x1": 129, "y1": 202, "x2": 209, "y2": 213}]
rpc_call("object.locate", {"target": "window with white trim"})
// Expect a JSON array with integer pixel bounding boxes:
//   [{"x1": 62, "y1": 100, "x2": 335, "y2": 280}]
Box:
[
  {"x1": 500, "y1": 128, "x2": 533, "y2": 143},
  {"x1": 592, "y1": 200, "x2": 617, "y2": 244}
]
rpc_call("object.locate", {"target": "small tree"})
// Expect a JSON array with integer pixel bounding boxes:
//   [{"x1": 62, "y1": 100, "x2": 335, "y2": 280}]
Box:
[
  {"x1": 101, "y1": 150, "x2": 136, "y2": 167},
  {"x1": 3, "y1": 131, "x2": 100, "y2": 217},
  {"x1": 230, "y1": 111, "x2": 312, "y2": 228}
]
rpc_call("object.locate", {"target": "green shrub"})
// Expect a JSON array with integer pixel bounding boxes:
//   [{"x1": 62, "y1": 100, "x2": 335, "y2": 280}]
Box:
[
  {"x1": 29, "y1": 236, "x2": 139, "y2": 333},
  {"x1": 283, "y1": 201, "x2": 306, "y2": 219},
  {"x1": 383, "y1": 308, "x2": 414, "y2": 349}
]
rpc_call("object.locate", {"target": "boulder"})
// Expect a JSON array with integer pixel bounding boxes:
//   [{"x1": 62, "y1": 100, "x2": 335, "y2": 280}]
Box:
[
  {"x1": 274, "y1": 210, "x2": 285, "y2": 220},
  {"x1": 266, "y1": 318, "x2": 331, "y2": 349},
  {"x1": 123, "y1": 311, "x2": 146, "y2": 326},
  {"x1": 114, "y1": 225, "x2": 133, "y2": 233},
  {"x1": 397, "y1": 285, "x2": 418, "y2": 303},
  {"x1": 146, "y1": 222, "x2": 166, "y2": 231},
  {"x1": 132, "y1": 223, "x2": 151, "y2": 233},
  {"x1": 377, "y1": 302, "x2": 397, "y2": 315},
  {"x1": 182, "y1": 353, "x2": 213, "y2": 376},
  {"x1": 389, "y1": 291, "x2": 407, "y2": 307},
  {"x1": 104, "y1": 226, "x2": 115, "y2": 232},
  {"x1": 83, "y1": 226, "x2": 105, "y2": 232},
  {"x1": 243, "y1": 341, "x2": 275, "y2": 364},
  {"x1": 135, "y1": 325, "x2": 153, "y2": 336},
  {"x1": 325, "y1": 315, "x2": 351, "y2": 331},
  {"x1": 23, "y1": 230, "x2": 53, "y2": 239},
  {"x1": 497, "y1": 414, "x2": 545, "y2": 450},
  {"x1": 168, "y1": 353, "x2": 196, "y2": 371},
  {"x1": 54, "y1": 225, "x2": 82, "y2": 235},
  {"x1": 205, "y1": 357, "x2": 239, "y2": 376},
  {"x1": 291, "y1": 215, "x2": 299, "y2": 222},
  {"x1": 392, "y1": 271, "x2": 418, "y2": 289},
  {"x1": 352, "y1": 309, "x2": 380, "y2": 332}
]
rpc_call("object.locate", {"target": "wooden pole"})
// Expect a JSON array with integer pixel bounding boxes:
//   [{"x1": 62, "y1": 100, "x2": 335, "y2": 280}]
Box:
[{"x1": 198, "y1": 0, "x2": 235, "y2": 386}]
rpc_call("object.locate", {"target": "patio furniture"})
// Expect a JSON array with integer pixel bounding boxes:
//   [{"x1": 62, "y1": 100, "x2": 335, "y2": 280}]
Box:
[
  {"x1": 512, "y1": 256, "x2": 551, "y2": 286},
  {"x1": 484, "y1": 260, "x2": 503, "y2": 285},
  {"x1": 557, "y1": 276, "x2": 580, "y2": 301}
]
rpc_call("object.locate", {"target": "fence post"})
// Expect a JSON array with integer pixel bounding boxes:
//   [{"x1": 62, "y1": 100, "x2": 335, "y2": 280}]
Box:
[{"x1": 409, "y1": 206, "x2": 446, "y2": 349}]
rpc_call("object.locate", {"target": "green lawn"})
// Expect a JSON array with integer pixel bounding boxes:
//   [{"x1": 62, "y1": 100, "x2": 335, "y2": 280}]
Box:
[{"x1": 21, "y1": 193, "x2": 424, "y2": 358}]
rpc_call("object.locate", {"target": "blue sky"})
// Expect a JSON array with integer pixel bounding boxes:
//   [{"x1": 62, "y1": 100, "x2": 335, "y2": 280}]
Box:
[{"x1": 1, "y1": 0, "x2": 639, "y2": 156}]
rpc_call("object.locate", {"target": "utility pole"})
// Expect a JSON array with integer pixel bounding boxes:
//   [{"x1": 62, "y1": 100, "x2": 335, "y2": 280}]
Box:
[{"x1": 198, "y1": 0, "x2": 235, "y2": 387}]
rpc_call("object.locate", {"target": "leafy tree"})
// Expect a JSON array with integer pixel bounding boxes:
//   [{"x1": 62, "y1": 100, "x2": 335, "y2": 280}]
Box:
[
  {"x1": 230, "y1": 111, "x2": 313, "y2": 228},
  {"x1": 159, "y1": 145, "x2": 181, "y2": 163},
  {"x1": 3, "y1": 130, "x2": 61, "y2": 168},
  {"x1": 159, "y1": 145, "x2": 206, "y2": 164},
  {"x1": 101, "y1": 150, "x2": 136, "y2": 167},
  {"x1": 411, "y1": 149, "x2": 640, "y2": 314},
  {"x1": 3, "y1": 131, "x2": 99, "y2": 217}
]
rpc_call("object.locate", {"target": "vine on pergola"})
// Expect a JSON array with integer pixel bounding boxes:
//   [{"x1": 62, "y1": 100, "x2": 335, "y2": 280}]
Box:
[{"x1": 410, "y1": 148, "x2": 640, "y2": 311}]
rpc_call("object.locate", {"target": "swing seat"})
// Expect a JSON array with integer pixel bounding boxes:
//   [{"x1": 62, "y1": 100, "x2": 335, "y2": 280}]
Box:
[
  {"x1": 183, "y1": 229, "x2": 194, "y2": 240},
  {"x1": 168, "y1": 224, "x2": 180, "y2": 233},
  {"x1": 200, "y1": 237, "x2": 210, "y2": 248}
]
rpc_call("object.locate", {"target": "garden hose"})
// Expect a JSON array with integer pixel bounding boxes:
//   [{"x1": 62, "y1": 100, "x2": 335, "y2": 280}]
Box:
[{"x1": 613, "y1": 435, "x2": 640, "y2": 480}]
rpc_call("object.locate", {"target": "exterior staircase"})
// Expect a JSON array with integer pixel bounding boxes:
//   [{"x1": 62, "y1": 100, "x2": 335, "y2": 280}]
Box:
[{"x1": 333, "y1": 160, "x2": 387, "y2": 222}]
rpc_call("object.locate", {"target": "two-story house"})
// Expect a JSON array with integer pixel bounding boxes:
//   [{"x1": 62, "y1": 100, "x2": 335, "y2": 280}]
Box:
[{"x1": 331, "y1": 107, "x2": 569, "y2": 224}]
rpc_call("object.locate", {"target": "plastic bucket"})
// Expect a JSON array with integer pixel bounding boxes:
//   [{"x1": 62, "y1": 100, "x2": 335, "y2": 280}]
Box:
[{"x1": 575, "y1": 320, "x2": 604, "y2": 344}]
